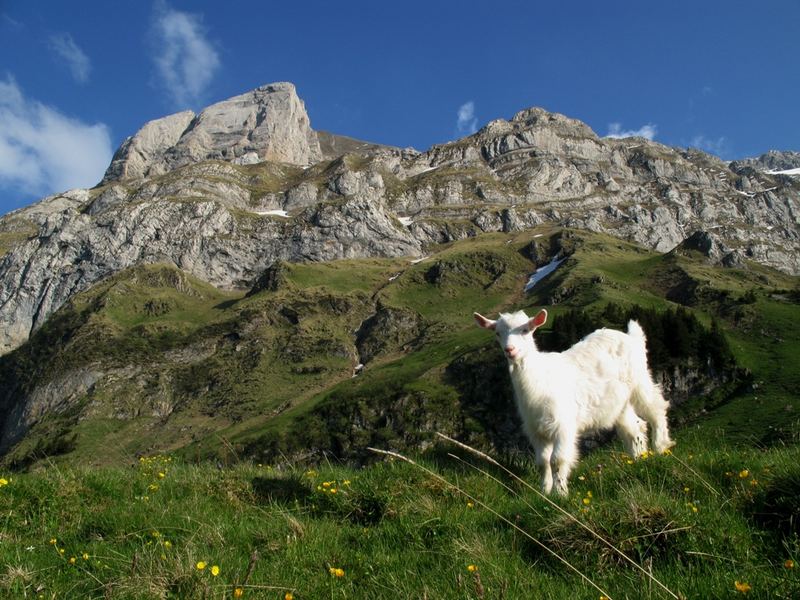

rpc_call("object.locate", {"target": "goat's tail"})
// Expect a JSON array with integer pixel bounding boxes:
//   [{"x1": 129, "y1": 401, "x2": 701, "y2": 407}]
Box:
[
  {"x1": 627, "y1": 320, "x2": 650, "y2": 366},
  {"x1": 626, "y1": 320, "x2": 646, "y2": 341}
]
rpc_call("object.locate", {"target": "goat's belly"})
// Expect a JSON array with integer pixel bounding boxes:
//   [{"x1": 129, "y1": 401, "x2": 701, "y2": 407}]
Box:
[{"x1": 576, "y1": 383, "x2": 631, "y2": 431}]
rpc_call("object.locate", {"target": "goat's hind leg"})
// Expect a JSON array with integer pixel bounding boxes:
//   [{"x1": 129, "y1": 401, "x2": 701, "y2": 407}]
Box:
[
  {"x1": 616, "y1": 404, "x2": 648, "y2": 457},
  {"x1": 632, "y1": 382, "x2": 675, "y2": 453},
  {"x1": 532, "y1": 434, "x2": 554, "y2": 495}
]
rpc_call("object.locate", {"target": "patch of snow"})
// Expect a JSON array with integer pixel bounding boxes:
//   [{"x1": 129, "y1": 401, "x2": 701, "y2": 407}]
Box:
[
  {"x1": 417, "y1": 166, "x2": 439, "y2": 175},
  {"x1": 766, "y1": 167, "x2": 800, "y2": 176},
  {"x1": 255, "y1": 209, "x2": 289, "y2": 218},
  {"x1": 759, "y1": 187, "x2": 778, "y2": 193},
  {"x1": 525, "y1": 256, "x2": 565, "y2": 292},
  {"x1": 398, "y1": 216, "x2": 414, "y2": 226},
  {"x1": 388, "y1": 273, "x2": 401, "y2": 281},
  {"x1": 734, "y1": 190, "x2": 756, "y2": 197},
  {"x1": 410, "y1": 256, "x2": 429, "y2": 264},
  {"x1": 532, "y1": 234, "x2": 543, "y2": 238}
]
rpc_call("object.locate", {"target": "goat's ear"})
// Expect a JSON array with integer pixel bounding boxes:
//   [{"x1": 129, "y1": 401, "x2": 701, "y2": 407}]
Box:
[
  {"x1": 529, "y1": 309, "x2": 548, "y2": 330},
  {"x1": 474, "y1": 312, "x2": 496, "y2": 330}
]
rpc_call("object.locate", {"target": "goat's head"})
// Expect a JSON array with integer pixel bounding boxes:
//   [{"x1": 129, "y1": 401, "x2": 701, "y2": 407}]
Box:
[{"x1": 474, "y1": 309, "x2": 547, "y2": 362}]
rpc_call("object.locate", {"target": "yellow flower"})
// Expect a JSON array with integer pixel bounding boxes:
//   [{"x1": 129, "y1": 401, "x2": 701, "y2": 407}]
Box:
[
  {"x1": 739, "y1": 470, "x2": 749, "y2": 479},
  {"x1": 467, "y1": 564, "x2": 478, "y2": 572},
  {"x1": 330, "y1": 488, "x2": 337, "y2": 494},
  {"x1": 734, "y1": 580, "x2": 751, "y2": 593},
  {"x1": 586, "y1": 491, "x2": 592, "y2": 498},
  {"x1": 661, "y1": 448, "x2": 672, "y2": 455},
  {"x1": 328, "y1": 566, "x2": 345, "y2": 577},
  {"x1": 69, "y1": 557, "x2": 76, "y2": 564},
  {"x1": 578, "y1": 475, "x2": 586, "y2": 481},
  {"x1": 343, "y1": 480, "x2": 351, "y2": 486},
  {"x1": 466, "y1": 501, "x2": 474, "y2": 508},
  {"x1": 0, "y1": 477, "x2": 8, "y2": 486},
  {"x1": 196, "y1": 561, "x2": 206, "y2": 570},
  {"x1": 749, "y1": 479, "x2": 758, "y2": 486},
  {"x1": 211, "y1": 565, "x2": 220, "y2": 577},
  {"x1": 158, "y1": 472, "x2": 166, "y2": 479},
  {"x1": 233, "y1": 588, "x2": 244, "y2": 598},
  {"x1": 683, "y1": 487, "x2": 690, "y2": 493},
  {"x1": 322, "y1": 481, "x2": 331, "y2": 488},
  {"x1": 148, "y1": 483, "x2": 159, "y2": 491},
  {"x1": 59, "y1": 548, "x2": 65, "y2": 555},
  {"x1": 284, "y1": 594, "x2": 293, "y2": 600},
  {"x1": 626, "y1": 459, "x2": 634, "y2": 465},
  {"x1": 582, "y1": 497, "x2": 591, "y2": 505},
  {"x1": 785, "y1": 559, "x2": 795, "y2": 569},
  {"x1": 600, "y1": 596, "x2": 610, "y2": 600},
  {"x1": 82, "y1": 553, "x2": 89, "y2": 560},
  {"x1": 164, "y1": 540, "x2": 172, "y2": 548},
  {"x1": 49, "y1": 538, "x2": 57, "y2": 545}
]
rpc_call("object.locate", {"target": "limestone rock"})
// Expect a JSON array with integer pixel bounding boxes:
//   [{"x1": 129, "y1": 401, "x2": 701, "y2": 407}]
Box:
[{"x1": 102, "y1": 83, "x2": 322, "y2": 184}]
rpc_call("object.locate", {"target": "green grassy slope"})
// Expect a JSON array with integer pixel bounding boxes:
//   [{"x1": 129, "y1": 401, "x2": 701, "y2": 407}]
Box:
[{"x1": 0, "y1": 227, "x2": 797, "y2": 470}]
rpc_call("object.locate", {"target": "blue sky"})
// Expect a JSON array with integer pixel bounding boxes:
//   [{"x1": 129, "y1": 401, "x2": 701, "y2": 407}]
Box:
[{"x1": 1, "y1": 0, "x2": 798, "y2": 215}]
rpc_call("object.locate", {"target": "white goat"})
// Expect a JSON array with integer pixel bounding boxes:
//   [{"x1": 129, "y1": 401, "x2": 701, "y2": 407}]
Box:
[{"x1": 474, "y1": 309, "x2": 674, "y2": 496}]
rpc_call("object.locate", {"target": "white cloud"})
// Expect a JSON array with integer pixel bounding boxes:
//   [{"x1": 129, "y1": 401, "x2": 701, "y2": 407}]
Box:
[
  {"x1": 605, "y1": 122, "x2": 658, "y2": 140},
  {"x1": 151, "y1": 5, "x2": 220, "y2": 107},
  {"x1": 689, "y1": 134, "x2": 729, "y2": 158},
  {"x1": 456, "y1": 101, "x2": 478, "y2": 136},
  {"x1": 48, "y1": 33, "x2": 91, "y2": 83},
  {"x1": 0, "y1": 75, "x2": 112, "y2": 197}
]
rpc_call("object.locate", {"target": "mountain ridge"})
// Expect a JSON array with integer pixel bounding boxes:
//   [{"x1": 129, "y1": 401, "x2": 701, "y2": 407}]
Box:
[{"x1": 0, "y1": 82, "x2": 798, "y2": 357}]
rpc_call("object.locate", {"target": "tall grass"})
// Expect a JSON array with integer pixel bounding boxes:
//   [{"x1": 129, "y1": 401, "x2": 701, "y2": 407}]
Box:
[{"x1": 2, "y1": 431, "x2": 798, "y2": 599}]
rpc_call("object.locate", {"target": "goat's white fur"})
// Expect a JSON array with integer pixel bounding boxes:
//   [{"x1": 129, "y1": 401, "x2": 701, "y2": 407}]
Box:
[{"x1": 474, "y1": 309, "x2": 674, "y2": 496}]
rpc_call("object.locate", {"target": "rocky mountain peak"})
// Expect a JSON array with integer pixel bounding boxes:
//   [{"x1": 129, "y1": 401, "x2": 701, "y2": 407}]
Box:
[{"x1": 102, "y1": 82, "x2": 322, "y2": 184}]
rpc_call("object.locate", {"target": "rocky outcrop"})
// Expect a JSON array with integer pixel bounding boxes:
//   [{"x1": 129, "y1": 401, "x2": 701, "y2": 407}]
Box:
[
  {"x1": 1, "y1": 83, "x2": 798, "y2": 355},
  {"x1": 101, "y1": 83, "x2": 322, "y2": 183},
  {"x1": 731, "y1": 150, "x2": 800, "y2": 173}
]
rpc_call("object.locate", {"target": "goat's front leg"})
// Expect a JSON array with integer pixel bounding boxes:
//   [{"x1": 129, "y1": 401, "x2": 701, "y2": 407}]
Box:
[
  {"x1": 552, "y1": 428, "x2": 578, "y2": 497},
  {"x1": 532, "y1": 434, "x2": 554, "y2": 495}
]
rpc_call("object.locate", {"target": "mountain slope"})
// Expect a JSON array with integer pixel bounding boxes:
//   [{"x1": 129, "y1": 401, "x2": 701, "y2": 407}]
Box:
[
  {"x1": 1, "y1": 82, "x2": 798, "y2": 357},
  {"x1": 2, "y1": 228, "x2": 796, "y2": 469}
]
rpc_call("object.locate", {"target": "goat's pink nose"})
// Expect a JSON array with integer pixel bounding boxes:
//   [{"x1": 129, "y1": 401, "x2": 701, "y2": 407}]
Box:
[{"x1": 505, "y1": 345, "x2": 516, "y2": 354}]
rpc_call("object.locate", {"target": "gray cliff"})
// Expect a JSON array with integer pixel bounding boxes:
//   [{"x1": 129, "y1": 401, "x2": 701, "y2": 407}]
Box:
[{"x1": 1, "y1": 84, "x2": 798, "y2": 355}]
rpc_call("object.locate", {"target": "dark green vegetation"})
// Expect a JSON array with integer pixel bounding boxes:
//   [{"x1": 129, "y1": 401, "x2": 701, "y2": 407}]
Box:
[{"x1": 1, "y1": 227, "x2": 799, "y2": 598}]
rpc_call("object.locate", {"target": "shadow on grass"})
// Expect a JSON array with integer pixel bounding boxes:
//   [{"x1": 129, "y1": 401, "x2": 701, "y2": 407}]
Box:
[{"x1": 251, "y1": 476, "x2": 311, "y2": 504}]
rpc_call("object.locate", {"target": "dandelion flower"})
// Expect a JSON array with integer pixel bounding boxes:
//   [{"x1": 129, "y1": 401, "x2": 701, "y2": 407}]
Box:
[
  {"x1": 467, "y1": 564, "x2": 478, "y2": 572},
  {"x1": 211, "y1": 565, "x2": 220, "y2": 576},
  {"x1": 82, "y1": 553, "x2": 89, "y2": 560},
  {"x1": 586, "y1": 491, "x2": 592, "y2": 498},
  {"x1": 196, "y1": 561, "x2": 206, "y2": 570},
  {"x1": 683, "y1": 487, "x2": 690, "y2": 493},
  {"x1": 749, "y1": 479, "x2": 758, "y2": 486},
  {"x1": 785, "y1": 559, "x2": 795, "y2": 569},
  {"x1": 739, "y1": 470, "x2": 749, "y2": 479},
  {"x1": 284, "y1": 593, "x2": 293, "y2": 600},
  {"x1": 49, "y1": 538, "x2": 57, "y2": 545},
  {"x1": 158, "y1": 472, "x2": 166, "y2": 479},
  {"x1": 234, "y1": 588, "x2": 244, "y2": 598},
  {"x1": 69, "y1": 557, "x2": 76, "y2": 564},
  {"x1": 0, "y1": 477, "x2": 8, "y2": 486},
  {"x1": 164, "y1": 540, "x2": 172, "y2": 549},
  {"x1": 626, "y1": 459, "x2": 634, "y2": 465},
  {"x1": 330, "y1": 488, "x2": 337, "y2": 494},
  {"x1": 343, "y1": 480, "x2": 351, "y2": 486},
  {"x1": 734, "y1": 580, "x2": 751, "y2": 593},
  {"x1": 467, "y1": 501, "x2": 474, "y2": 508},
  {"x1": 59, "y1": 548, "x2": 65, "y2": 555},
  {"x1": 322, "y1": 481, "x2": 331, "y2": 488},
  {"x1": 582, "y1": 497, "x2": 591, "y2": 505}
]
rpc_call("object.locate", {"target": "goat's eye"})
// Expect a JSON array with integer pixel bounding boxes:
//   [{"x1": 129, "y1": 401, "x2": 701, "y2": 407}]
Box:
[{"x1": 522, "y1": 328, "x2": 530, "y2": 334}]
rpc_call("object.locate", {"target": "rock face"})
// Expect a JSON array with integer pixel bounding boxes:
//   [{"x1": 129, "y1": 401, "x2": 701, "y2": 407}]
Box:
[
  {"x1": 731, "y1": 150, "x2": 800, "y2": 173},
  {"x1": 101, "y1": 83, "x2": 322, "y2": 183},
  {"x1": 1, "y1": 82, "x2": 799, "y2": 354}
]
